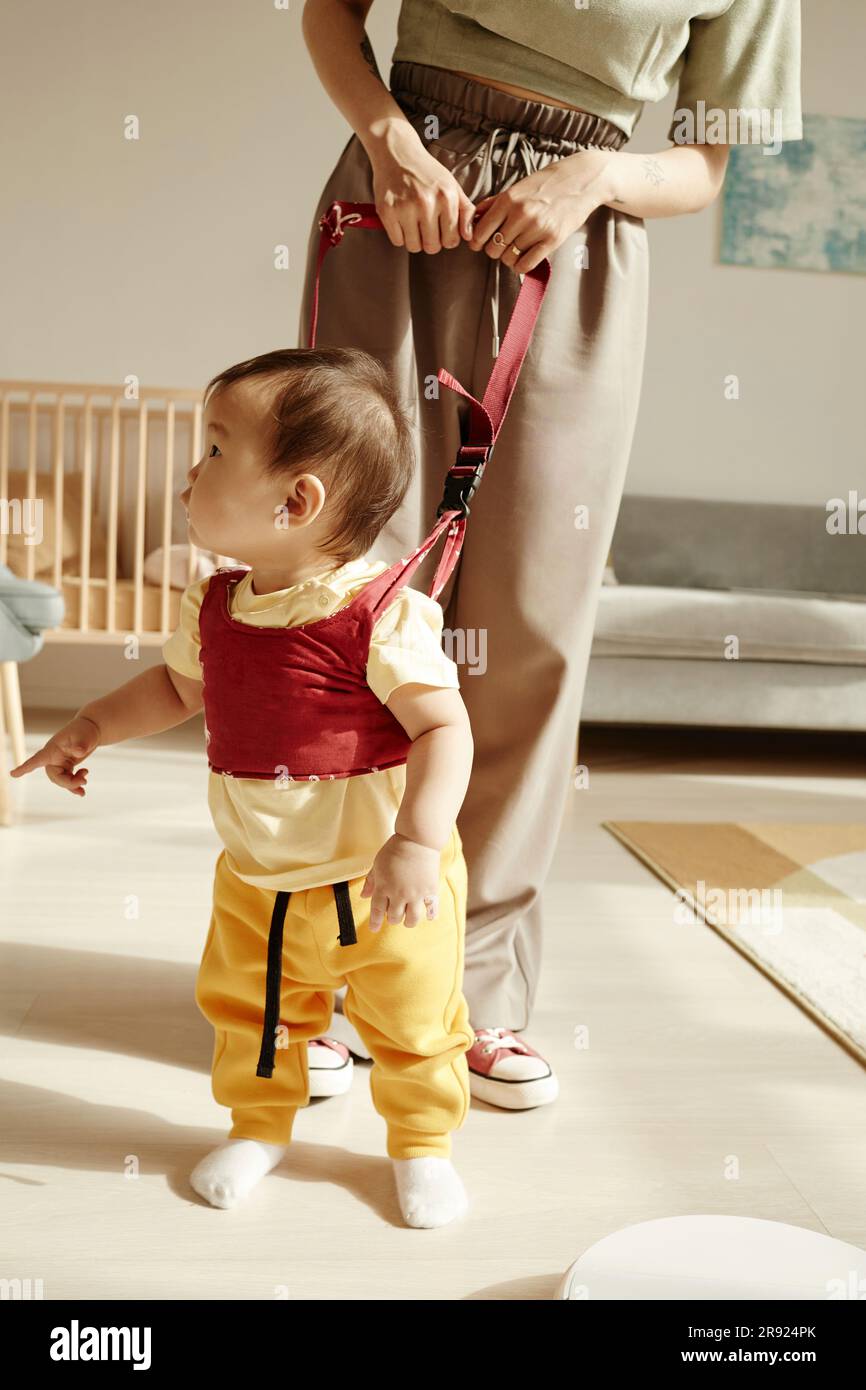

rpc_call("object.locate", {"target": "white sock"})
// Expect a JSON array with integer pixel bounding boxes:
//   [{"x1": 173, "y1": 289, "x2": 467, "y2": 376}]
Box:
[
  {"x1": 391, "y1": 1157, "x2": 469, "y2": 1228},
  {"x1": 190, "y1": 1138, "x2": 287, "y2": 1210}
]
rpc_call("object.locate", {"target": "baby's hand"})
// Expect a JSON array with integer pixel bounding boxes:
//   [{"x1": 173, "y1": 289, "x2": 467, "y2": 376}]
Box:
[
  {"x1": 10, "y1": 714, "x2": 100, "y2": 796},
  {"x1": 360, "y1": 833, "x2": 441, "y2": 930}
]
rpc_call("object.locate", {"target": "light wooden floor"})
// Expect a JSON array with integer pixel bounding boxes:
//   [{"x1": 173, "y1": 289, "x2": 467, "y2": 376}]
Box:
[{"x1": 2, "y1": 715, "x2": 864, "y2": 1301}]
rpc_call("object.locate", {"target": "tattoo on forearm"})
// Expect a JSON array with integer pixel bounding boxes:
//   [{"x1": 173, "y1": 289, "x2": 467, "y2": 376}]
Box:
[
  {"x1": 360, "y1": 32, "x2": 382, "y2": 81},
  {"x1": 642, "y1": 156, "x2": 666, "y2": 186}
]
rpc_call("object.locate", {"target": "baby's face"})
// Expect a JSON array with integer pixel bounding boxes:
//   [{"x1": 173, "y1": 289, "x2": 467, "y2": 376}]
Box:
[{"x1": 181, "y1": 380, "x2": 326, "y2": 564}]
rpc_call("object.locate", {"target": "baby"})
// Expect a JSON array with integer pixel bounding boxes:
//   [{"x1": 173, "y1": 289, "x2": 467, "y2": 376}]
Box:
[{"x1": 12, "y1": 346, "x2": 476, "y2": 1228}]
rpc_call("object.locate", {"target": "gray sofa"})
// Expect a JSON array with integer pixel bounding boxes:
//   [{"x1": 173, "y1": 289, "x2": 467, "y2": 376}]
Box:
[{"x1": 583, "y1": 496, "x2": 866, "y2": 732}]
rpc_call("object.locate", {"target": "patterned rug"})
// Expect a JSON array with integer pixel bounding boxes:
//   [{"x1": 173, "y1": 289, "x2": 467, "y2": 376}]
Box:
[{"x1": 603, "y1": 821, "x2": 866, "y2": 1066}]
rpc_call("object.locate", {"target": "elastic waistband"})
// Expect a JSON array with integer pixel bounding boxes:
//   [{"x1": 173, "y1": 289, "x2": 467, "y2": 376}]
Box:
[{"x1": 389, "y1": 59, "x2": 628, "y2": 151}]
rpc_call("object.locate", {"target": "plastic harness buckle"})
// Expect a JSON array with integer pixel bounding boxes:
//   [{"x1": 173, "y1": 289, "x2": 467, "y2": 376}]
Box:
[{"x1": 436, "y1": 447, "x2": 492, "y2": 520}]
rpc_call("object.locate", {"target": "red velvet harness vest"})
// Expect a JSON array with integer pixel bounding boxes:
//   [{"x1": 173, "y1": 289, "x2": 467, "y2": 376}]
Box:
[{"x1": 198, "y1": 518, "x2": 461, "y2": 782}]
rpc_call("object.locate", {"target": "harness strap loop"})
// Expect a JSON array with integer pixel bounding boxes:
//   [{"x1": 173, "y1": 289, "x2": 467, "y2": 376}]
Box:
[
  {"x1": 308, "y1": 200, "x2": 550, "y2": 599},
  {"x1": 310, "y1": 200, "x2": 549, "y2": 451}
]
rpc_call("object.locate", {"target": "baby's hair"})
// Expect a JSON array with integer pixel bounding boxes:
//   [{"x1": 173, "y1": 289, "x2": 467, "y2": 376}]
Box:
[{"x1": 204, "y1": 347, "x2": 416, "y2": 563}]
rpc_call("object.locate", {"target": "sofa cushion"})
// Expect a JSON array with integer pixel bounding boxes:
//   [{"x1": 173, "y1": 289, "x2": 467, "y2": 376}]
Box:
[
  {"x1": 611, "y1": 495, "x2": 866, "y2": 597},
  {"x1": 592, "y1": 584, "x2": 866, "y2": 665}
]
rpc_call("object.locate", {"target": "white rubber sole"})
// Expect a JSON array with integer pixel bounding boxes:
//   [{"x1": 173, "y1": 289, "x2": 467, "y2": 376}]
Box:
[
  {"x1": 468, "y1": 1066, "x2": 560, "y2": 1110},
  {"x1": 307, "y1": 1048, "x2": 354, "y2": 1098}
]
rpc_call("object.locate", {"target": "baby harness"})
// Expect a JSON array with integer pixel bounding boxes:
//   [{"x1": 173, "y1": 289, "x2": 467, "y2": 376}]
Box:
[{"x1": 200, "y1": 200, "x2": 550, "y2": 1077}]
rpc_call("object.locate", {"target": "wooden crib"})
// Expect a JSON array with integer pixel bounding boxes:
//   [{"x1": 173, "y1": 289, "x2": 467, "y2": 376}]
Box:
[{"x1": 0, "y1": 379, "x2": 235, "y2": 644}]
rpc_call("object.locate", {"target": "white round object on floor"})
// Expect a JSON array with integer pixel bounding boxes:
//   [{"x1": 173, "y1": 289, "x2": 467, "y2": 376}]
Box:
[{"x1": 555, "y1": 1216, "x2": 866, "y2": 1300}]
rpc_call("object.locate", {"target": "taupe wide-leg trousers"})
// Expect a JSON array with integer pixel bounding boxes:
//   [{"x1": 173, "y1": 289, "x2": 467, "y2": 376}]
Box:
[{"x1": 298, "y1": 60, "x2": 649, "y2": 1031}]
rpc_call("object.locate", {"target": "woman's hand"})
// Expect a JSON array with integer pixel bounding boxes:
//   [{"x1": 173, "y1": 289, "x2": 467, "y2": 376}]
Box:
[
  {"x1": 467, "y1": 147, "x2": 616, "y2": 272},
  {"x1": 370, "y1": 126, "x2": 477, "y2": 254},
  {"x1": 360, "y1": 832, "x2": 442, "y2": 929},
  {"x1": 468, "y1": 144, "x2": 730, "y2": 270},
  {"x1": 10, "y1": 714, "x2": 100, "y2": 795}
]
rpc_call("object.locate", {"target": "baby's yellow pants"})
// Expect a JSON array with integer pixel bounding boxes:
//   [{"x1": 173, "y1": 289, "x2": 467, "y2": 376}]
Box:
[{"x1": 195, "y1": 824, "x2": 473, "y2": 1159}]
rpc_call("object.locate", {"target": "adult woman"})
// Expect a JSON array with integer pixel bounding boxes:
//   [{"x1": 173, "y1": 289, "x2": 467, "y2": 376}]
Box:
[{"x1": 299, "y1": 0, "x2": 802, "y2": 1109}]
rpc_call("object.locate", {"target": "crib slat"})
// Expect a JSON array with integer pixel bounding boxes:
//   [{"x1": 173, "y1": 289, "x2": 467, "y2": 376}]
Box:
[
  {"x1": 133, "y1": 402, "x2": 149, "y2": 635},
  {"x1": 94, "y1": 406, "x2": 104, "y2": 542},
  {"x1": 52, "y1": 398, "x2": 65, "y2": 592},
  {"x1": 26, "y1": 394, "x2": 37, "y2": 582},
  {"x1": 78, "y1": 396, "x2": 94, "y2": 630},
  {"x1": 160, "y1": 401, "x2": 175, "y2": 632},
  {"x1": 106, "y1": 399, "x2": 120, "y2": 634}
]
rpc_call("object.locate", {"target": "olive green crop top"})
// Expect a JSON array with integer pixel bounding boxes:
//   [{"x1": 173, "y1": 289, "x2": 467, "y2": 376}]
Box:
[{"x1": 391, "y1": 0, "x2": 803, "y2": 143}]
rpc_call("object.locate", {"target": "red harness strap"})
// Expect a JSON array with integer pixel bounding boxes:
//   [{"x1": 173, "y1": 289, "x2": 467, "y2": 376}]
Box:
[{"x1": 311, "y1": 200, "x2": 551, "y2": 603}]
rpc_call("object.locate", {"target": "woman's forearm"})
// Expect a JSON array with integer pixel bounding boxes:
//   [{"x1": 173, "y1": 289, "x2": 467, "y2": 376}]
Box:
[
  {"x1": 301, "y1": 0, "x2": 420, "y2": 161},
  {"x1": 77, "y1": 665, "x2": 199, "y2": 747},
  {"x1": 600, "y1": 143, "x2": 730, "y2": 218}
]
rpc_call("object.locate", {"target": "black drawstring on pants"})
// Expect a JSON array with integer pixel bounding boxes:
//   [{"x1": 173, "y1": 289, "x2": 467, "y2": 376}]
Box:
[
  {"x1": 256, "y1": 882, "x2": 358, "y2": 1079},
  {"x1": 332, "y1": 881, "x2": 358, "y2": 947},
  {"x1": 256, "y1": 889, "x2": 291, "y2": 1079}
]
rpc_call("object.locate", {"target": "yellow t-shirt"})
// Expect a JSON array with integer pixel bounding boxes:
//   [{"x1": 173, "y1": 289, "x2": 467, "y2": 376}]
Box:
[{"x1": 161, "y1": 557, "x2": 460, "y2": 892}]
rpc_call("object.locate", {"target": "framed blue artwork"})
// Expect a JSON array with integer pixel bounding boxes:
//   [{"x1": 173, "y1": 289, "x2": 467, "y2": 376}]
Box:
[{"x1": 720, "y1": 114, "x2": 866, "y2": 274}]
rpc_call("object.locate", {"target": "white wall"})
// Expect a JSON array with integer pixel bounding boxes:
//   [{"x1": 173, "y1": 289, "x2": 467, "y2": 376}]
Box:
[
  {"x1": 631, "y1": 1, "x2": 865, "y2": 507},
  {"x1": 2, "y1": 0, "x2": 859, "y2": 496},
  {"x1": 2, "y1": 0, "x2": 862, "y2": 706}
]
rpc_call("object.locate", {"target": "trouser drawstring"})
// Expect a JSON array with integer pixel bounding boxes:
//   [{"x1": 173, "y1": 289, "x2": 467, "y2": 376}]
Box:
[
  {"x1": 256, "y1": 882, "x2": 358, "y2": 1079},
  {"x1": 256, "y1": 889, "x2": 290, "y2": 1079},
  {"x1": 332, "y1": 881, "x2": 358, "y2": 947},
  {"x1": 450, "y1": 123, "x2": 539, "y2": 359}
]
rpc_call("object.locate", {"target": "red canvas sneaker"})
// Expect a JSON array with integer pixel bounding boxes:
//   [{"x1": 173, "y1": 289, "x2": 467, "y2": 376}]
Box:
[{"x1": 467, "y1": 1027, "x2": 559, "y2": 1110}]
